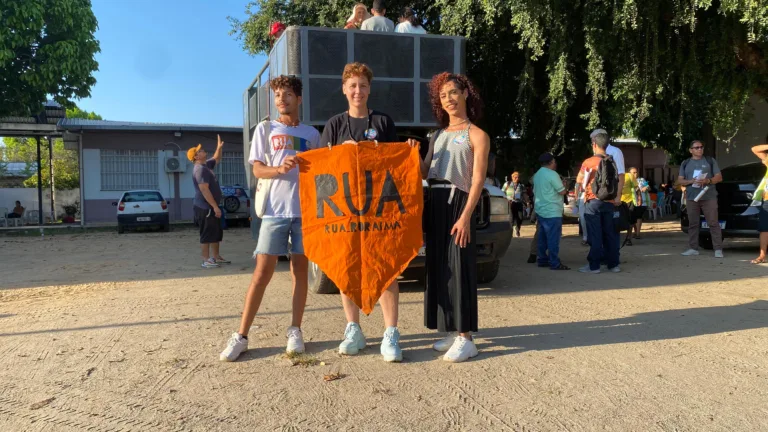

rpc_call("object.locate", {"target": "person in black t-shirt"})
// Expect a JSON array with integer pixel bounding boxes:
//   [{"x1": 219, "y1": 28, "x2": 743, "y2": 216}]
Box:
[{"x1": 320, "y1": 62, "x2": 417, "y2": 363}]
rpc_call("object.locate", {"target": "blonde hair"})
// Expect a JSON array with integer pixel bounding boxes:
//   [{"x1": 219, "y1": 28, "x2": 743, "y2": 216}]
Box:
[{"x1": 347, "y1": 3, "x2": 371, "y2": 25}]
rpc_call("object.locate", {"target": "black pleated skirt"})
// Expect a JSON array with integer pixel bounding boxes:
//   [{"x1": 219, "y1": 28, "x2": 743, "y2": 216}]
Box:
[{"x1": 424, "y1": 186, "x2": 478, "y2": 333}]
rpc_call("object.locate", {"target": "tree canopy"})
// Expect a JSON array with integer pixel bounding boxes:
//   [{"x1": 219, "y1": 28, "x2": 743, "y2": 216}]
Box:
[
  {"x1": 230, "y1": 0, "x2": 768, "y2": 171},
  {"x1": 0, "y1": 0, "x2": 100, "y2": 118}
]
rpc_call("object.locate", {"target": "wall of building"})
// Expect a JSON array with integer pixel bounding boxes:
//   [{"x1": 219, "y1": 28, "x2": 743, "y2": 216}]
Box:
[
  {"x1": 716, "y1": 96, "x2": 768, "y2": 168},
  {"x1": 0, "y1": 187, "x2": 80, "y2": 222},
  {"x1": 80, "y1": 130, "x2": 242, "y2": 225}
]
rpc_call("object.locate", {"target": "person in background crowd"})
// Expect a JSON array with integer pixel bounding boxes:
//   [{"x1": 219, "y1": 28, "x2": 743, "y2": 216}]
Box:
[
  {"x1": 421, "y1": 72, "x2": 489, "y2": 362},
  {"x1": 270, "y1": 22, "x2": 286, "y2": 42},
  {"x1": 361, "y1": 0, "x2": 395, "y2": 32},
  {"x1": 395, "y1": 7, "x2": 427, "y2": 34},
  {"x1": 532, "y1": 152, "x2": 570, "y2": 271},
  {"x1": 189, "y1": 136, "x2": 228, "y2": 269},
  {"x1": 623, "y1": 168, "x2": 650, "y2": 245},
  {"x1": 219, "y1": 75, "x2": 321, "y2": 362},
  {"x1": 677, "y1": 140, "x2": 724, "y2": 258},
  {"x1": 577, "y1": 131, "x2": 621, "y2": 274},
  {"x1": 320, "y1": 62, "x2": 413, "y2": 363},
  {"x1": 502, "y1": 172, "x2": 525, "y2": 237},
  {"x1": 485, "y1": 153, "x2": 501, "y2": 187},
  {"x1": 344, "y1": 3, "x2": 371, "y2": 29},
  {"x1": 7, "y1": 201, "x2": 24, "y2": 218},
  {"x1": 592, "y1": 129, "x2": 625, "y2": 257},
  {"x1": 750, "y1": 144, "x2": 768, "y2": 264}
]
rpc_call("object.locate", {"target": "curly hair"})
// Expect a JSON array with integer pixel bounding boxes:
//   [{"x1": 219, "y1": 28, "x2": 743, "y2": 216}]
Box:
[
  {"x1": 269, "y1": 75, "x2": 302, "y2": 97},
  {"x1": 342, "y1": 62, "x2": 373, "y2": 85},
  {"x1": 428, "y1": 73, "x2": 483, "y2": 129}
]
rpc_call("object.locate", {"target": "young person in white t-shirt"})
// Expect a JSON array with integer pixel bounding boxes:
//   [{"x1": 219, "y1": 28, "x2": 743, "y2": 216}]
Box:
[
  {"x1": 220, "y1": 76, "x2": 321, "y2": 362},
  {"x1": 395, "y1": 7, "x2": 427, "y2": 34}
]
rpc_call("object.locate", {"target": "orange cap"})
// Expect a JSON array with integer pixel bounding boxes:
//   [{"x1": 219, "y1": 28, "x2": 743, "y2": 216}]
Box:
[{"x1": 186, "y1": 144, "x2": 202, "y2": 162}]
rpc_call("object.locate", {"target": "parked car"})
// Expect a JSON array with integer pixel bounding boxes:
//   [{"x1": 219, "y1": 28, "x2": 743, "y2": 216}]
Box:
[
  {"x1": 113, "y1": 190, "x2": 170, "y2": 234},
  {"x1": 681, "y1": 161, "x2": 763, "y2": 249},
  {"x1": 220, "y1": 185, "x2": 250, "y2": 227},
  {"x1": 562, "y1": 177, "x2": 579, "y2": 220}
]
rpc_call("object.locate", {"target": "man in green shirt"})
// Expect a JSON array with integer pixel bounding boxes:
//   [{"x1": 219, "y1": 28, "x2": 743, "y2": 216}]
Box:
[{"x1": 532, "y1": 153, "x2": 569, "y2": 270}]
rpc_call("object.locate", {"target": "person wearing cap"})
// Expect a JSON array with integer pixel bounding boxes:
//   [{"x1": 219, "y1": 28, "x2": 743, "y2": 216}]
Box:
[
  {"x1": 189, "y1": 136, "x2": 227, "y2": 269},
  {"x1": 270, "y1": 22, "x2": 286, "y2": 41},
  {"x1": 532, "y1": 152, "x2": 570, "y2": 270}
]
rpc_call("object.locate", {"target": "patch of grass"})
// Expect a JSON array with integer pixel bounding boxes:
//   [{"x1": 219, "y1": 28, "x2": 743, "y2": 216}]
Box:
[{"x1": 284, "y1": 352, "x2": 320, "y2": 367}]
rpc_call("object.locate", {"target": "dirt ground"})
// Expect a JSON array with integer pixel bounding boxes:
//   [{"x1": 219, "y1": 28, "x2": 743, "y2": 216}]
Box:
[{"x1": 1, "y1": 220, "x2": 768, "y2": 431}]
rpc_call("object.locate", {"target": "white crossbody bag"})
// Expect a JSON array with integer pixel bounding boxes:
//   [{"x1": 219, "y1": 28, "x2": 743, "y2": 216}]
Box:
[{"x1": 254, "y1": 120, "x2": 272, "y2": 218}]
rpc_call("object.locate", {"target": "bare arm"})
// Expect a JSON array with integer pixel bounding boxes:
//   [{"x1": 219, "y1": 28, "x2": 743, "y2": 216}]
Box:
[
  {"x1": 461, "y1": 128, "x2": 490, "y2": 223},
  {"x1": 451, "y1": 127, "x2": 490, "y2": 248},
  {"x1": 251, "y1": 157, "x2": 296, "y2": 179},
  {"x1": 212, "y1": 135, "x2": 224, "y2": 164},
  {"x1": 751, "y1": 144, "x2": 768, "y2": 159}
]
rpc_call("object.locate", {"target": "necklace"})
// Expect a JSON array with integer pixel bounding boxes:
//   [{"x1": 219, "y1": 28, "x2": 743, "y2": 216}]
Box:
[
  {"x1": 276, "y1": 117, "x2": 300, "y2": 127},
  {"x1": 448, "y1": 118, "x2": 469, "y2": 127}
]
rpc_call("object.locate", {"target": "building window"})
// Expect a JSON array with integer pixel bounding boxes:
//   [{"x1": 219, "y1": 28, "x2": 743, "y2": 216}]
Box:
[
  {"x1": 214, "y1": 151, "x2": 246, "y2": 186},
  {"x1": 100, "y1": 150, "x2": 158, "y2": 191}
]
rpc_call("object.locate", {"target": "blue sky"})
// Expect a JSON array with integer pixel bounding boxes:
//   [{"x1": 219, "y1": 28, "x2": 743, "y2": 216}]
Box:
[{"x1": 76, "y1": 0, "x2": 266, "y2": 126}]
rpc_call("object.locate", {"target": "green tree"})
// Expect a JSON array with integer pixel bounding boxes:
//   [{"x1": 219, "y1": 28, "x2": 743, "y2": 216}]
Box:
[
  {"x1": 0, "y1": 105, "x2": 101, "y2": 189},
  {"x1": 0, "y1": 0, "x2": 100, "y2": 117},
  {"x1": 230, "y1": 0, "x2": 768, "y2": 171}
]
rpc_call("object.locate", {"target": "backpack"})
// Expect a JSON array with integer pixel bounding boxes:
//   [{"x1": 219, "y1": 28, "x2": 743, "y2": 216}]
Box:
[{"x1": 592, "y1": 154, "x2": 619, "y2": 201}]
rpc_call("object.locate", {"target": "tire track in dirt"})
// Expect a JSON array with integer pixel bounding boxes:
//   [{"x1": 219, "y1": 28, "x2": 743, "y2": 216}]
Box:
[
  {"x1": 0, "y1": 394, "x2": 165, "y2": 431},
  {"x1": 432, "y1": 376, "x2": 514, "y2": 431}
]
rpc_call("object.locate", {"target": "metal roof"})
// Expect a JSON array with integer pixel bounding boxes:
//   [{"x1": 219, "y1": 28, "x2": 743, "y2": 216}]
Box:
[{"x1": 58, "y1": 118, "x2": 242, "y2": 133}]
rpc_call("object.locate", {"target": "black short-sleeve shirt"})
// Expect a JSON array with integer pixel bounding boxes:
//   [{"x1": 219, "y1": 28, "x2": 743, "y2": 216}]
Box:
[{"x1": 319, "y1": 110, "x2": 399, "y2": 146}]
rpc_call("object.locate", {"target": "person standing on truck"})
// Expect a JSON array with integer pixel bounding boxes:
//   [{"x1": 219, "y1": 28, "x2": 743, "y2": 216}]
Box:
[
  {"x1": 219, "y1": 75, "x2": 321, "y2": 362},
  {"x1": 361, "y1": 0, "x2": 395, "y2": 32},
  {"x1": 345, "y1": 3, "x2": 371, "y2": 29},
  {"x1": 188, "y1": 135, "x2": 228, "y2": 269},
  {"x1": 270, "y1": 22, "x2": 286, "y2": 42},
  {"x1": 532, "y1": 153, "x2": 570, "y2": 271},
  {"x1": 420, "y1": 72, "x2": 490, "y2": 363},
  {"x1": 320, "y1": 62, "x2": 417, "y2": 363},
  {"x1": 676, "y1": 140, "x2": 724, "y2": 258},
  {"x1": 395, "y1": 7, "x2": 427, "y2": 34}
]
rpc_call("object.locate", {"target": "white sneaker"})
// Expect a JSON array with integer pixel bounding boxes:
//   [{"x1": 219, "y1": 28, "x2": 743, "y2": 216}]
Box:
[
  {"x1": 202, "y1": 258, "x2": 220, "y2": 268},
  {"x1": 219, "y1": 332, "x2": 248, "y2": 362},
  {"x1": 339, "y1": 322, "x2": 366, "y2": 355},
  {"x1": 433, "y1": 332, "x2": 458, "y2": 352},
  {"x1": 443, "y1": 336, "x2": 479, "y2": 363},
  {"x1": 609, "y1": 266, "x2": 621, "y2": 273},
  {"x1": 578, "y1": 265, "x2": 600, "y2": 274},
  {"x1": 714, "y1": 250, "x2": 724, "y2": 258},
  {"x1": 380, "y1": 327, "x2": 403, "y2": 362},
  {"x1": 681, "y1": 249, "x2": 700, "y2": 256},
  {"x1": 286, "y1": 326, "x2": 305, "y2": 354}
]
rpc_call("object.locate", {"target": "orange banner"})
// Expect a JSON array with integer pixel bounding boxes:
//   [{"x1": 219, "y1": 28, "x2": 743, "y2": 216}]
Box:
[{"x1": 299, "y1": 142, "x2": 423, "y2": 314}]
